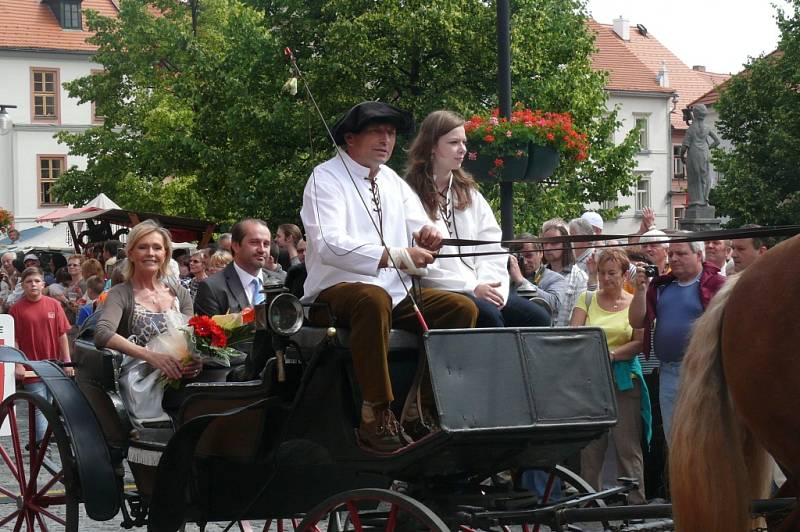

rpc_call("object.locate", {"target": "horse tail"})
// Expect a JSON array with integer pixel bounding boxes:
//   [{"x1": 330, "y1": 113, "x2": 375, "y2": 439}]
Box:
[{"x1": 669, "y1": 274, "x2": 772, "y2": 532}]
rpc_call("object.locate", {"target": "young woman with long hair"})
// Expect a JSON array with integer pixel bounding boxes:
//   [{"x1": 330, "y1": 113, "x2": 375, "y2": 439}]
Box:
[{"x1": 404, "y1": 110, "x2": 549, "y2": 328}]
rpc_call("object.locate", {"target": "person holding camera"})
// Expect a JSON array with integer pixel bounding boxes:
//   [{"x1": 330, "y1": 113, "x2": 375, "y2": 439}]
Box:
[
  {"x1": 508, "y1": 234, "x2": 566, "y2": 320},
  {"x1": 628, "y1": 237, "x2": 725, "y2": 443}
]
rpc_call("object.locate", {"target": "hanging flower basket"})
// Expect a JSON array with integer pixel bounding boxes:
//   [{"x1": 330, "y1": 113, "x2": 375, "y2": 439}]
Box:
[
  {"x1": 462, "y1": 142, "x2": 529, "y2": 181},
  {"x1": 462, "y1": 105, "x2": 588, "y2": 182},
  {"x1": 462, "y1": 141, "x2": 561, "y2": 182}
]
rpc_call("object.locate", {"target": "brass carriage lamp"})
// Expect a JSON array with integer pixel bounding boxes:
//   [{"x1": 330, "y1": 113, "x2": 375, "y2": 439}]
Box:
[{"x1": 0, "y1": 105, "x2": 17, "y2": 136}]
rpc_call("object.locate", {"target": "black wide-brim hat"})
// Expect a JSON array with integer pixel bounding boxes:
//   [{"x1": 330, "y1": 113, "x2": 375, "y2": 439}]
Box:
[{"x1": 331, "y1": 101, "x2": 414, "y2": 146}]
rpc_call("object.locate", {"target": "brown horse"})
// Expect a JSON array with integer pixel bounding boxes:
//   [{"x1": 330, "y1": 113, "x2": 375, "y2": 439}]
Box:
[{"x1": 670, "y1": 234, "x2": 799, "y2": 531}]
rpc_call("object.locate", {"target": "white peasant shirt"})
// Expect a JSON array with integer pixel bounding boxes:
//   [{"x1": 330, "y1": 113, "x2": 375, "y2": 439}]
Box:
[
  {"x1": 300, "y1": 150, "x2": 433, "y2": 307},
  {"x1": 421, "y1": 188, "x2": 510, "y2": 304}
]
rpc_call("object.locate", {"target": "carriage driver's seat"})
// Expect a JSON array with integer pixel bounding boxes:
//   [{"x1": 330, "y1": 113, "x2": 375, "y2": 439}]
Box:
[{"x1": 284, "y1": 263, "x2": 420, "y2": 351}]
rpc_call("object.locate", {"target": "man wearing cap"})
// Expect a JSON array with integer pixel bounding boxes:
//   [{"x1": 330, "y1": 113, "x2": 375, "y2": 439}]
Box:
[
  {"x1": 639, "y1": 229, "x2": 670, "y2": 276},
  {"x1": 301, "y1": 101, "x2": 478, "y2": 452},
  {"x1": 581, "y1": 211, "x2": 603, "y2": 235},
  {"x1": 23, "y1": 253, "x2": 39, "y2": 268}
]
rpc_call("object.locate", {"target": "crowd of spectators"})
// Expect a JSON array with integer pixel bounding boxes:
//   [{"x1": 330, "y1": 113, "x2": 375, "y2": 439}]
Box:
[{"x1": 0, "y1": 200, "x2": 779, "y2": 499}]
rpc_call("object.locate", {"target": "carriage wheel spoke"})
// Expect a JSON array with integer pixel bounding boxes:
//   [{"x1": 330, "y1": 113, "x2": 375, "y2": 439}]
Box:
[
  {"x1": 8, "y1": 408, "x2": 28, "y2": 492},
  {"x1": 25, "y1": 509, "x2": 35, "y2": 532},
  {"x1": 34, "y1": 471, "x2": 64, "y2": 499},
  {"x1": 27, "y1": 406, "x2": 36, "y2": 480},
  {"x1": 0, "y1": 509, "x2": 21, "y2": 528},
  {"x1": 34, "y1": 511, "x2": 50, "y2": 532},
  {"x1": 0, "y1": 443, "x2": 20, "y2": 480},
  {"x1": 385, "y1": 503, "x2": 398, "y2": 532},
  {"x1": 346, "y1": 502, "x2": 363, "y2": 532},
  {"x1": 13, "y1": 509, "x2": 24, "y2": 532},
  {"x1": 26, "y1": 502, "x2": 65, "y2": 526},
  {"x1": 0, "y1": 482, "x2": 19, "y2": 498},
  {"x1": 25, "y1": 433, "x2": 54, "y2": 497}
]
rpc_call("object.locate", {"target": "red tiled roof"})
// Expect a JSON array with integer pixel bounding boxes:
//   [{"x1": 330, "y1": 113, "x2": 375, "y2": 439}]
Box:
[
  {"x1": 590, "y1": 20, "x2": 731, "y2": 130},
  {"x1": 589, "y1": 20, "x2": 674, "y2": 95},
  {"x1": 689, "y1": 49, "x2": 781, "y2": 107},
  {"x1": 0, "y1": 0, "x2": 118, "y2": 53}
]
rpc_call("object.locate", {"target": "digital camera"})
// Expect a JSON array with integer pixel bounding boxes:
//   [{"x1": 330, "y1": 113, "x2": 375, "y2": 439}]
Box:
[{"x1": 643, "y1": 265, "x2": 659, "y2": 277}]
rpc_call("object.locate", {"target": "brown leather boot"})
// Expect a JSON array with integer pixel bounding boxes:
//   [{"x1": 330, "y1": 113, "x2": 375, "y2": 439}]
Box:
[{"x1": 357, "y1": 403, "x2": 412, "y2": 452}]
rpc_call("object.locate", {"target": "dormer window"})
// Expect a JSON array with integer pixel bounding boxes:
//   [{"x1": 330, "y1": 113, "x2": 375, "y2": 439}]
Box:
[{"x1": 45, "y1": 0, "x2": 82, "y2": 30}]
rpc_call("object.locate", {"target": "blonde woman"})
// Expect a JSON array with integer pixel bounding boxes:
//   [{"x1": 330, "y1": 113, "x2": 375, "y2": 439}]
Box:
[
  {"x1": 206, "y1": 250, "x2": 232, "y2": 275},
  {"x1": 95, "y1": 220, "x2": 200, "y2": 420}
]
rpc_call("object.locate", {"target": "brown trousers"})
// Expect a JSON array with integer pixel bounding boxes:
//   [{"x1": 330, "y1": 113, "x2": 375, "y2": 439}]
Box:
[
  {"x1": 309, "y1": 283, "x2": 478, "y2": 404},
  {"x1": 580, "y1": 379, "x2": 646, "y2": 504}
]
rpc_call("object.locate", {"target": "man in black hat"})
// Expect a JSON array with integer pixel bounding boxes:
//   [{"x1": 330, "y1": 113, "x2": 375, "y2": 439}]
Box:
[{"x1": 300, "y1": 101, "x2": 478, "y2": 452}]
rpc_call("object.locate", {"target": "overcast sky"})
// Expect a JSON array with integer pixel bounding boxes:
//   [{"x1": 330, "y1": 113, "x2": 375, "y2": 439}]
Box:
[{"x1": 586, "y1": 0, "x2": 791, "y2": 74}]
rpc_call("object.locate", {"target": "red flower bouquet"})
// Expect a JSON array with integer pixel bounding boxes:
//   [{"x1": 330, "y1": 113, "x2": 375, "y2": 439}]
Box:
[
  {"x1": 187, "y1": 307, "x2": 255, "y2": 363},
  {"x1": 158, "y1": 307, "x2": 255, "y2": 388}
]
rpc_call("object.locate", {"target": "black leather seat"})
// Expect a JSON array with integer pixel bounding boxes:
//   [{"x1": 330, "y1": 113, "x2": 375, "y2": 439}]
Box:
[{"x1": 285, "y1": 264, "x2": 422, "y2": 351}]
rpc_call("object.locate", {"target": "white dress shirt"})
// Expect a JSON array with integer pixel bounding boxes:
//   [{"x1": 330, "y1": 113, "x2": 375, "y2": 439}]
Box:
[
  {"x1": 421, "y1": 188, "x2": 510, "y2": 303},
  {"x1": 233, "y1": 262, "x2": 262, "y2": 306},
  {"x1": 300, "y1": 150, "x2": 432, "y2": 307}
]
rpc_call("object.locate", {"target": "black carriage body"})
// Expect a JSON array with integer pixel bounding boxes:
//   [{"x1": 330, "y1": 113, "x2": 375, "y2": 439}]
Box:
[
  {"x1": 1, "y1": 323, "x2": 618, "y2": 530},
  {"x1": 151, "y1": 326, "x2": 617, "y2": 528}
]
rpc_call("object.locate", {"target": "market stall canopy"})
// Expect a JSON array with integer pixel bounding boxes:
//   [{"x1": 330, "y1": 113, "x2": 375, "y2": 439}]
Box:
[
  {"x1": 49, "y1": 209, "x2": 218, "y2": 252},
  {"x1": 35, "y1": 193, "x2": 121, "y2": 223}
]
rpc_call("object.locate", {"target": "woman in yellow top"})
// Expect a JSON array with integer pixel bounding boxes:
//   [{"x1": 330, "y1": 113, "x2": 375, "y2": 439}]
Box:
[{"x1": 570, "y1": 248, "x2": 648, "y2": 504}]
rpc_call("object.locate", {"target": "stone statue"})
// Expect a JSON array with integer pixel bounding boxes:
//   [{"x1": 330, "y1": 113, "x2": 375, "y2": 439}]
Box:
[{"x1": 680, "y1": 104, "x2": 721, "y2": 206}]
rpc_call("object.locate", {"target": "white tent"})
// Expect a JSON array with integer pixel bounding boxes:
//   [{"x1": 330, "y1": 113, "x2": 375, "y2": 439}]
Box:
[{"x1": 84, "y1": 193, "x2": 120, "y2": 209}]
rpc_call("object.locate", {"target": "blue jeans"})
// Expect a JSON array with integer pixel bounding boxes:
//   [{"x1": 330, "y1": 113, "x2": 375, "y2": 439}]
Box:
[
  {"x1": 659, "y1": 360, "x2": 682, "y2": 445},
  {"x1": 520, "y1": 469, "x2": 562, "y2": 501},
  {"x1": 25, "y1": 381, "x2": 51, "y2": 443},
  {"x1": 467, "y1": 292, "x2": 551, "y2": 328}
]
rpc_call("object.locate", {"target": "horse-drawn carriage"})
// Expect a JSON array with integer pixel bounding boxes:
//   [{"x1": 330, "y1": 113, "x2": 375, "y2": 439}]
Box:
[{"x1": 0, "y1": 271, "x2": 794, "y2": 531}]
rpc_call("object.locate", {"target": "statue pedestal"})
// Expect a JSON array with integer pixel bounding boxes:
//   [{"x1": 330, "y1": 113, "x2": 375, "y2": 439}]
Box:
[{"x1": 678, "y1": 204, "x2": 722, "y2": 232}]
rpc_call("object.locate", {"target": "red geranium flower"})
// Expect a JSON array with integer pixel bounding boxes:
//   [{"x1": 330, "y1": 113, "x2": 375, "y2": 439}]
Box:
[
  {"x1": 494, "y1": 158, "x2": 504, "y2": 168},
  {"x1": 484, "y1": 134, "x2": 496, "y2": 143}
]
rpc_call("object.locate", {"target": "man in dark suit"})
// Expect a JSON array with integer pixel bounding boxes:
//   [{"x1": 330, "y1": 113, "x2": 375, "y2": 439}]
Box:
[
  {"x1": 194, "y1": 218, "x2": 272, "y2": 381},
  {"x1": 194, "y1": 218, "x2": 271, "y2": 316}
]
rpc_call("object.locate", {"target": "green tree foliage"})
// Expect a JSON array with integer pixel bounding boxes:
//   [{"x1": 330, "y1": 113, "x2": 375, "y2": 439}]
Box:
[
  {"x1": 710, "y1": 2, "x2": 800, "y2": 226},
  {"x1": 57, "y1": 0, "x2": 639, "y2": 232}
]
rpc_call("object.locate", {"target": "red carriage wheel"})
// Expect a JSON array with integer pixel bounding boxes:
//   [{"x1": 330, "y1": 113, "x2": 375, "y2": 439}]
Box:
[
  {"x1": 296, "y1": 488, "x2": 448, "y2": 531},
  {"x1": 0, "y1": 391, "x2": 79, "y2": 531},
  {"x1": 261, "y1": 518, "x2": 312, "y2": 531}
]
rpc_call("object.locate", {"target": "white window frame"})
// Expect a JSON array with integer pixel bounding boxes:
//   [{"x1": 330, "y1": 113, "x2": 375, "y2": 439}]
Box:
[
  {"x1": 635, "y1": 173, "x2": 651, "y2": 213},
  {"x1": 633, "y1": 113, "x2": 650, "y2": 152},
  {"x1": 674, "y1": 206, "x2": 686, "y2": 228},
  {"x1": 673, "y1": 145, "x2": 685, "y2": 178}
]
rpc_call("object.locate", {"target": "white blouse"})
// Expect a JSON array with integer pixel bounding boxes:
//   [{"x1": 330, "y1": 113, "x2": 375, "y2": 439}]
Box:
[
  {"x1": 421, "y1": 187, "x2": 510, "y2": 303},
  {"x1": 300, "y1": 150, "x2": 433, "y2": 307}
]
